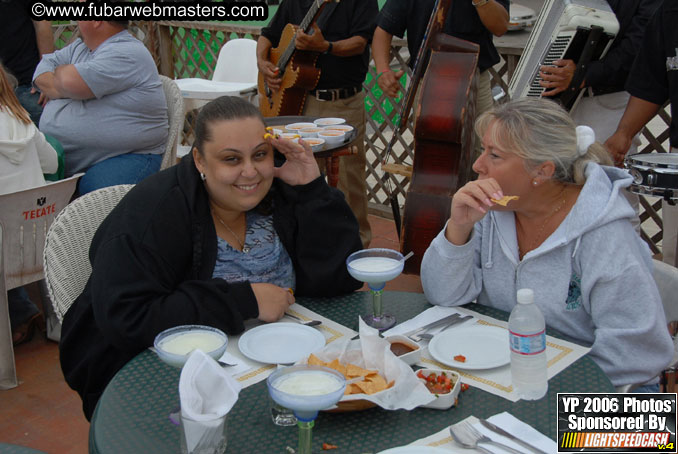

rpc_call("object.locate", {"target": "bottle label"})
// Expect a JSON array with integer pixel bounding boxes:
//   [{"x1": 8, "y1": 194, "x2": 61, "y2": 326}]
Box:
[{"x1": 509, "y1": 329, "x2": 546, "y2": 355}]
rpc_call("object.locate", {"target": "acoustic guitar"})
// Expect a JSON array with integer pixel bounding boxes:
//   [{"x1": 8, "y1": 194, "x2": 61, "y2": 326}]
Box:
[{"x1": 258, "y1": 0, "x2": 338, "y2": 117}]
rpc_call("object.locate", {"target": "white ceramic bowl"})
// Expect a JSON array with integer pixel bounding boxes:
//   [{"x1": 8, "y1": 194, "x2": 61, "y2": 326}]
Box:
[
  {"x1": 416, "y1": 368, "x2": 461, "y2": 410},
  {"x1": 285, "y1": 122, "x2": 316, "y2": 132},
  {"x1": 313, "y1": 117, "x2": 346, "y2": 126},
  {"x1": 302, "y1": 137, "x2": 326, "y2": 152},
  {"x1": 299, "y1": 127, "x2": 324, "y2": 138},
  {"x1": 318, "y1": 130, "x2": 346, "y2": 147},
  {"x1": 154, "y1": 325, "x2": 228, "y2": 368},
  {"x1": 323, "y1": 124, "x2": 354, "y2": 134},
  {"x1": 385, "y1": 335, "x2": 422, "y2": 366}
]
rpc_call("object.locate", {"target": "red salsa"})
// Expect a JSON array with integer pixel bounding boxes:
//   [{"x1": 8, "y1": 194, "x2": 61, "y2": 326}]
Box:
[{"x1": 416, "y1": 370, "x2": 454, "y2": 394}]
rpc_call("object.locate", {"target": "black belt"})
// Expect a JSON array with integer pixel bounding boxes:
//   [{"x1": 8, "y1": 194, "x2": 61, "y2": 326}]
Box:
[{"x1": 310, "y1": 86, "x2": 362, "y2": 101}]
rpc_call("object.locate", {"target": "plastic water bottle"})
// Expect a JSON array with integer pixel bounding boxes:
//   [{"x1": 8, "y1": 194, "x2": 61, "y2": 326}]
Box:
[{"x1": 509, "y1": 288, "x2": 548, "y2": 400}]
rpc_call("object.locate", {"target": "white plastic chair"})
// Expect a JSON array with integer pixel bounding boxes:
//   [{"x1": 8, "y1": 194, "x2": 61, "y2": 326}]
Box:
[
  {"x1": 0, "y1": 174, "x2": 81, "y2": 389},
  {"x1": 159, "y1": 75, "x2": 184, "y2": 169},
  {"x1": 43, "y1": 184, "x2": 134, "y2": 324},
  {"x1": 212, "y1": 38, "x2": 258, "y2": 96}
]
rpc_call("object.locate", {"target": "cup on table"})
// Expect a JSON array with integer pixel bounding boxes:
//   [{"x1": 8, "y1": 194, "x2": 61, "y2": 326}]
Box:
[
  {"x1": 180, "y1": 411, "x2": 228, "y2": 454},
  {"x1": 269, "y1": 394, "x2": 297, "y2": 426}
]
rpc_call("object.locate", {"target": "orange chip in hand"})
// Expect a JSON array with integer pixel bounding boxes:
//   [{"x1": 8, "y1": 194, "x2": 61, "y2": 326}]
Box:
[{"x1": 490, "y1": 195, "x2": 519, "y2": 206}]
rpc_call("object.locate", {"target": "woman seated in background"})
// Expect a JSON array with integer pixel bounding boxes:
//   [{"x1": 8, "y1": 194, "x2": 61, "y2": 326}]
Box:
[
  {"x1": 421, "y1": 97, "x2": 673, "y2": 391},
  {"x1": 60, "y1": 96, "x2": 363, "y2": 419},
  {"x1": 0, "y1": 62, "x2": 58, "y2": 345}
]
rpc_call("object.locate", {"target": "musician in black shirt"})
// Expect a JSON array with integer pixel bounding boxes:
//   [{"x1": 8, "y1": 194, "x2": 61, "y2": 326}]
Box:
[
  {"x1": 606, "y1": 0, "x2": 678, "y2": 266},
  {"x1": 257, "y1": 0, "x2": 378, "y2": 248},
  {"x1": 539, "y1": 0, "x2": 662, "y2": 231}
]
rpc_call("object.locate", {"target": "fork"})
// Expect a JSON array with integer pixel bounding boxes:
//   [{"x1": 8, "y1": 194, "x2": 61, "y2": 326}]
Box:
[
  {"x1": 410, "y1": 315, "x2": 473, "y2": 342},
  {"x1": 450, "y1": 421, "x2": 527, "y2": 454}
]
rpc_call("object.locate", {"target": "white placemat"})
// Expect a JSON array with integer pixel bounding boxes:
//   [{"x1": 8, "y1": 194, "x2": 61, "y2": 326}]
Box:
[
  {"x1": 219, "y1": 303, "x2": 357, "y2": 388},
  {"x1": 404, "y1": 412, "x2": 557, "y2": 453},
  {"x1": 387, "y1": 305, "x2": 591, "y2": 401}
]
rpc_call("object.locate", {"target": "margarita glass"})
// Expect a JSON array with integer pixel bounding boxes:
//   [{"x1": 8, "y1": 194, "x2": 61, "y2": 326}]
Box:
[
  {"x1": 346, "y1": 248, "x2": 404, "y2": 330},
  {"x1": 267, "y1": 365, "x2": 347, "y2": 454}
]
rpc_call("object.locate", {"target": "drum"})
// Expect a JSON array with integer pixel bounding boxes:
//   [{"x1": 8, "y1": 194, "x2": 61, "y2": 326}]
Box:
[{"x1": 625, "y1": 153, "x2": 678, "y2": 200}]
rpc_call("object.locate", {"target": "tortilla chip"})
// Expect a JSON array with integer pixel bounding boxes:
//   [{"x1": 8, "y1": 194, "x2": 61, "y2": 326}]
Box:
[
  {"x1": 346, "y1": 364, "x2": 371, "y2": 378},
  {"x1": 307, "y1": 354, "x2": 324, "y2": 366},
  {"x1": 490, "y1": 195, "x2": 519, "y2": 206},
  {"x1": 327, "y1": 359, "x2": 347, "y2": 377},
  {"x1": 366, "y1": 374, "x2": 387, "y2": 390}
]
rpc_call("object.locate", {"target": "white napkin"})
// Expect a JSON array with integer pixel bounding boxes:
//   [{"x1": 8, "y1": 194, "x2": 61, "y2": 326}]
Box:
[
  {"x1": 179, "y1": 350, "x2": 241, "y2": 452},
  {"x1": 302, "y1": 318, "x2": 434, "y2": 410},
  {"x1": 383, "y1": 305, "x2": 475, "y2": 340},
  {"x1": 477, "y1": 412, "x2": 557, "y2": 453}
]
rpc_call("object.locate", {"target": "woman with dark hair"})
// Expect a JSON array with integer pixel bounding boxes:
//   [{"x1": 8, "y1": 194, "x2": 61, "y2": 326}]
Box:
[
  {"x1": 59, "y1": 96, "x2": 362, "y2": 419},
  {"x1": 421, "y1": 97, "x2": 673, "y2": 391}
]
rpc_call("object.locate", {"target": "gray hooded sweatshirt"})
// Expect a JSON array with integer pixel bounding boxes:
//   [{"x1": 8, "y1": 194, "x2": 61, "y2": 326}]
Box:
[{"x1": 421, "y1": 162, "x2": 673, "y2": 387}]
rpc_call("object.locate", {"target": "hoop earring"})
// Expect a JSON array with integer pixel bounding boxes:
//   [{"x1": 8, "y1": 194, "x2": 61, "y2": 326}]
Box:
[{"x1": 200, "y1": 173, "x2": 206, "y2": 181}]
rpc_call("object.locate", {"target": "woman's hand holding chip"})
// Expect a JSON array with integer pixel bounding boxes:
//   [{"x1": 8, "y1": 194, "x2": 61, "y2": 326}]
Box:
[{"x1": 445, "y1": 179, "x2": 503, "y2": 245}]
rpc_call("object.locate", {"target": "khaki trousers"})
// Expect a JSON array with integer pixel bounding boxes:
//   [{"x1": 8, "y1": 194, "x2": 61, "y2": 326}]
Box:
[
  {"x1": 473, "y1": 70, "x2": 494, "y2": 158},
  {"x1": 303, "y1": 91, "x2": 371, "y2": 247}
]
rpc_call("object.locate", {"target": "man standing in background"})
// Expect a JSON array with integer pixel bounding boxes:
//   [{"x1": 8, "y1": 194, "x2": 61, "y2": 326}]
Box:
[
  {"x1": 0, "y1": 0, "x2": 54, "y2": 123},
  {"x1": 257, "y1": 0, "x2": 379, "y2": 248}
]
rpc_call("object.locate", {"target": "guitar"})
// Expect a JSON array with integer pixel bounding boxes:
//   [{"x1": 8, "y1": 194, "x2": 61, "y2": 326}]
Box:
[{"x1": 258, "y1": 0, "x2": 339, "y2": 117}]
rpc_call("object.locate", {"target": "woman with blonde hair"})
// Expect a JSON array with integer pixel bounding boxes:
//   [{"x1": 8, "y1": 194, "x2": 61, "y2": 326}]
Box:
[
  {"x1": 421, "y1": 97, "x2": 672, "y2": 391},
  {"x1": 0, "y1": 62, "x2": 58, "y2": 344},
  {"x1": 0, "y1": 62, "x2": 57, "y2": 193}
]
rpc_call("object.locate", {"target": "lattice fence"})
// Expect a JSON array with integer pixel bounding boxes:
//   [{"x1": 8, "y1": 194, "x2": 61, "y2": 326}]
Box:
[{"x1": 51, "y1": 21, "x2": 671, "y2": 256}]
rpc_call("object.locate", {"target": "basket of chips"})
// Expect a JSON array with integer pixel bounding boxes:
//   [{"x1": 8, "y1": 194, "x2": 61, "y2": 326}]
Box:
[{"x1": 299, "y1": 319, "x2": 434, "y2": 412}]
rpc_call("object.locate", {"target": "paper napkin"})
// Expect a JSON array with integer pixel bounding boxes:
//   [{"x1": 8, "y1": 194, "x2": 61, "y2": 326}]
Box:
[{"x1": 179, "y1": 350, "x2": 241, "y2": 452}]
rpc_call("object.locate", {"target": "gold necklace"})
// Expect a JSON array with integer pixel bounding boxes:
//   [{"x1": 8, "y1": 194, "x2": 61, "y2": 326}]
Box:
[
  {"x1": 520, "y1": 186, "x2": 568, "y2": 256},
  {"x1": 212, "y1": 210, "x2": 249, "y2": 253}
]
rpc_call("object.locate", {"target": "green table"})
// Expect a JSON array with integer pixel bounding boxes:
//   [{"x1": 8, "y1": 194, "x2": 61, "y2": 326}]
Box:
[{"x1": 89, "y1": 291, "x2": 613, "y2": 453}]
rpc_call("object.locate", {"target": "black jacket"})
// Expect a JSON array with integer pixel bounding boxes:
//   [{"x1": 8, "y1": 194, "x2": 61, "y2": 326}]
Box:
[
  {"x1": 60, "y1": 155, "x2": 363, "y2": 419},
  {"x1": 585, "y1": 0, "x2": 662, "y2": 94}
]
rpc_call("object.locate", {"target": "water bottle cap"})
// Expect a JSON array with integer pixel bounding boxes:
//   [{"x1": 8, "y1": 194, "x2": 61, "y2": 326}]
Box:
[{"x1": 516, "y1": 288, "x2": 534, "y2": 304}]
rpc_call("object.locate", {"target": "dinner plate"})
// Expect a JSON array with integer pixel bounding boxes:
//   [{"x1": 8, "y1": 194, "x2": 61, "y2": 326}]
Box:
[
  {"x1": 238, "y1": 323, "x2": 326, "y2": 364},
  {"x1": 377, "y1": 447, "x2": 455, "y2": 454},
  {"x1": 428, "y1": 325, "x2": 510, "y2": 370}
]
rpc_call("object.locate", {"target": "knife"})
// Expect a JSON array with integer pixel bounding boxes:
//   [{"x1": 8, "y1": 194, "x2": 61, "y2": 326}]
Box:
[
  {"x1": 402, "y1": 313, "x2": 462, "y2": 338},
  {"x1": 413, "y1": 315, "x2": 473, "y2": 341},
  {"x1": 479, "y1": 419, "x2": 549, "y2": 454}
]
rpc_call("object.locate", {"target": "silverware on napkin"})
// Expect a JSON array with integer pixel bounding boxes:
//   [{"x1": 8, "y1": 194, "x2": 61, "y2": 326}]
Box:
[
  {"x1": 402, "y1": 313, "x2": 462, "y2": 340},
  {"x1": 412, "y1": 315, "x2": 473, "y2": 341},
  {"x1": 479, "y1": 419, "x2": 549, "y2": 454}
]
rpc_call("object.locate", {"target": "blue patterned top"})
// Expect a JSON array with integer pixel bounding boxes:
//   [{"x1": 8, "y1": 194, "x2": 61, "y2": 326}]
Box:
[{"x1": 212, "y1": 211, "x2": 296, "y2": 290}]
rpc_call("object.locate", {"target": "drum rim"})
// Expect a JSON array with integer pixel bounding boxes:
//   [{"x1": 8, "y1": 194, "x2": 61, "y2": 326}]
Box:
[{"x1": 626, "y1": 152, "x2": 678, "y2": 169}]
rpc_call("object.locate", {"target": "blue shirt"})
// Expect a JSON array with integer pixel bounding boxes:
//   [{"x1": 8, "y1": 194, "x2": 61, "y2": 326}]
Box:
[{"x1": 212, "y1": 211, "x2": 296, "y2": 290}]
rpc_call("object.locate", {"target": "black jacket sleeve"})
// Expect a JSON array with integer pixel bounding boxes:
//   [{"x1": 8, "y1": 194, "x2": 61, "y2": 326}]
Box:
[
  {"x1": 86, "y1": 186, "x2": 260, "y2": 352},
  {"x1": 273, "y1": 177, "x2": 363, "y2": 297}
]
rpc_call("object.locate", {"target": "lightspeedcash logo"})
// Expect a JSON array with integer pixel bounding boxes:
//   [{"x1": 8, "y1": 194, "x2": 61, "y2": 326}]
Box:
[{"x1": 30, "y1": 1, "x2": 268, "y2": 21}]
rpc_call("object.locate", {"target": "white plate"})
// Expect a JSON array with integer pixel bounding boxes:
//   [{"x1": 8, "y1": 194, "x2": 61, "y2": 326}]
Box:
[
  {"x1": 428, "y1": 325, "x2": 510, "y2": 370},
  {"x1": 238, "y1": 323, "x2": 326, "y2": 364},
  {"x1": 378, "y1": 447, "x2": 454, "y2": 454}
]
